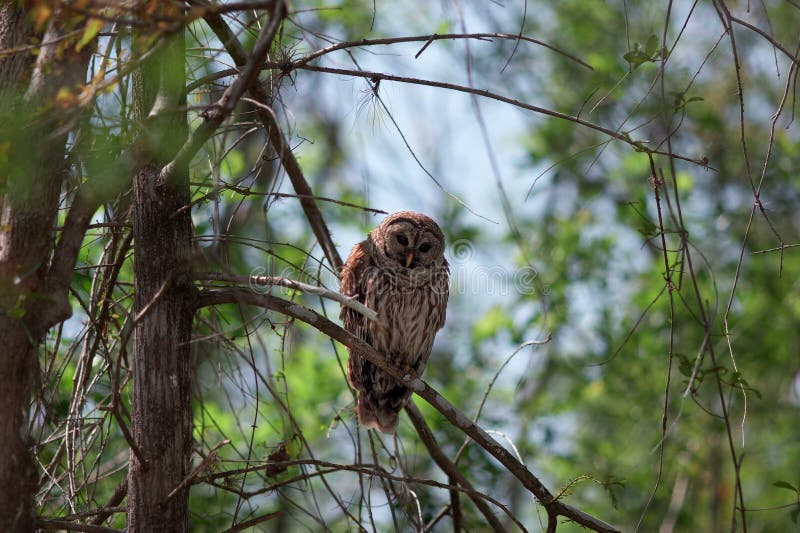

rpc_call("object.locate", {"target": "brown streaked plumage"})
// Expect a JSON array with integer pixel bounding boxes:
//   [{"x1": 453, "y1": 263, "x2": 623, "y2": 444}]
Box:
[{"x1": 339, "y1": 211, "x2": 449, "y2": 433}]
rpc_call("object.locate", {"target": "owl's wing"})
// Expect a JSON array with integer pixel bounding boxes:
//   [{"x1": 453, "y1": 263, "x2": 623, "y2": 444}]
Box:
[
  {"x1": 340, "y1": 241, "x2": 374, "y2": 393},
  {"x1": 339, "y1": 240, "x2": 371, "y2": 343},
  {"x1": 431, "y1": 259, "x2": 450, "y2": 332}
]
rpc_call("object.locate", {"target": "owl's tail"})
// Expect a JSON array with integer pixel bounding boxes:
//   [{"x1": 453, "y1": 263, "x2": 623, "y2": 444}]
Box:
[{"x1": 356, "y1": 396, "x2": 400, "y2": 434}]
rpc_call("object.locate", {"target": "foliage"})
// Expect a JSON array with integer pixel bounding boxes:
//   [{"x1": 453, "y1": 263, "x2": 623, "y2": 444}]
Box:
[{"x1": 2, "y1": 0, "x2": 798, "y2": 531}]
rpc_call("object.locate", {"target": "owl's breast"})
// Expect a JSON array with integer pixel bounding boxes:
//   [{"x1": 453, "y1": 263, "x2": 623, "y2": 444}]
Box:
[{"x1": 363, "y1": 267, "x2": 449, "y2": 365}]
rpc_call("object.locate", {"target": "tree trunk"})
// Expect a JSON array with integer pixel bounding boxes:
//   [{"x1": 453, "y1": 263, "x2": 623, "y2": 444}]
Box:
[
  {"x1": 126, "y1": 25, "x2": 194, "y2": 531},
  {"x1": 0, "y1": 6, "x2": 90, "y2": 530},
  {"x1": 0, "y1": 9, "x2": 40, "y2": 525}
]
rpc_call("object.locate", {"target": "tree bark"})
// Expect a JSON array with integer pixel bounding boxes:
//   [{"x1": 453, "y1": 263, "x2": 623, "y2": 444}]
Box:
[
  {"x1": 0, "y1": 3, "x2": 34, "y2": 93},
  {"x1": 0, "y1": 7, "x2": 90, "y2": 531},
  {"x1": 126, "y1": 22, "x2": 194, "y2": 532},
  {"x1": 0, "y1": 8, "x2": 39, "y2": 524}
]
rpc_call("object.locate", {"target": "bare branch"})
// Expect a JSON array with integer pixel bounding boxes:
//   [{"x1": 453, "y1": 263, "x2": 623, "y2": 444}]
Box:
[
  {"x1": 188, "y1": 58, "x2": 707, "y2": 169},
  {"x1": 36, "y1": 520, "x2": 122, "y2": 533},
  {"x1": 220, "y1": 511, "x2": 283, "y2": 533},
  {"x1": 196, "y1": 288, "x2": 621, "y2": 533},
  {"x1": 164, "y1": 439, "x2": 231, "y2": 503},
  {"x1": 293, "y1": 33, "x2": 594, "y2": 70},
  {"x1": 201, "y1": 7, "x2": 344, "y2": 272},
  {"x1": 41, "y1": 194, "x2": 97, "y2": 330},
  {"x1": 285, "y1": 63, "x2": 710, "y2": 169},
  {"x1": 405, "y1": 402, "x2": 509, "y2": 532},
  {"x1": 208, "y1": 458, "x2": 524, "y2": 517},
  {"x1": 98, "y1": 404, "x2": 147, "y2": 470},
  {"x1": 159, "y1": 1, "x2": 286, "y2": 184},
  {"x1": 89, "y1": 482, "x2": 127, "y2": 526},
  {"x1": 729, "y1": 16, "x2": 800, "y2": 67},
  {"x1": 193, "y1": 271, "x2": 380, "y2": 322}
]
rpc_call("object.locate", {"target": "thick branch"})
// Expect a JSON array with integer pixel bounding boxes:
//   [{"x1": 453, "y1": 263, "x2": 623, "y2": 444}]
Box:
[
  {"x1": 159, "y1": 0, "x2": 286, "y2": 184},
  {"x1": 193, "y1": 271, "x2": 379, "y2": 322},
  {"x1": 196, "y1": 288, "x2": 620, "y2": 533},
  {"x1": 41, "y1": 193, "x2": 96, "y2": 329},
  {"x1": 42, "y1": 3, "x2": 285, "y2": 332},
  {"x1": 201, "y1": 7, "x2": 343, "y2": 272}
]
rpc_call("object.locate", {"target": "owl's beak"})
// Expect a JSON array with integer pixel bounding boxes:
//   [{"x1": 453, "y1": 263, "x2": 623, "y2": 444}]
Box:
[{"x1": 404, "y1": 252, "x2": 414, "y2": 268}]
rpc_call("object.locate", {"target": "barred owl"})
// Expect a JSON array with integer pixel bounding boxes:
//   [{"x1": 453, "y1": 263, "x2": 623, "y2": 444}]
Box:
[{"x1": 339, "y1": 211, "x2": 449, "y2": 433}]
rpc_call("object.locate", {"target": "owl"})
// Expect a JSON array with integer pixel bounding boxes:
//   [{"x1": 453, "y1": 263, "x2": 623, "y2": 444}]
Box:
[{"x1": 339, "y1": 211, "x2": 449, "y2": 433}]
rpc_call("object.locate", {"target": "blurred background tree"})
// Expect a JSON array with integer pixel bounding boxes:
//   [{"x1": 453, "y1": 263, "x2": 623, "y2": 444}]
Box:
[{"x1": 0, "y1": 0, "x2": 798, "y2": 531}]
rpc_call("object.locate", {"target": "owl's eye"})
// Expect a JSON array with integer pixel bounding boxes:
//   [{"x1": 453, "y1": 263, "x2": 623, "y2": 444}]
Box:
[
  {"x1": 418, "y1": 243, "x2": 431, "y2": 253},
  {"x1": 396, "y1": 234, "x2": 409, "y2": 246}
]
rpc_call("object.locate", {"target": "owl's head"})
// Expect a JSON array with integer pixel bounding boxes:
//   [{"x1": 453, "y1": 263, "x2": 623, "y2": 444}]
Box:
[{"x1": 370, "y1": 211, "x2": 446, "y2": 269}]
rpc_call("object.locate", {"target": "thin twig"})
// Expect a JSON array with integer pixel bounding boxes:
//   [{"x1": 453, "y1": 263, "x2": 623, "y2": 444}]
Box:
[
  {"x1": 196, "y1": 288, "x2": 620, "y2": 533},
  {"x1": 184, "y1": 63, "x2": 708, "y2": 169},
  {"x1": 35, "y1": 521, "x2": 121, "y2": 533},
  {"x1": 159, "y1": 0, "x2": 287, "y2": 184},
  {"x1": 208, "y1": 458, "x2": 522, "y2": 518},
  {"x1": 89, "y1": 481, "x2": 127, "y2": 525},
  {"x1": 405, "y1": 402, "x2": 510, "y2": 532},
  {"x1": 201, "y1": 8, "x2": 344, "y2": 273},
  {"x1": 288, "y1": 63, "x2": 709, "y2": 169},
  {"x1": 164, "y1": 439, "x2": 231, "y2": 503},
  {"x1": 454, "y1": 338, "x2": 551, "y2": 466},
  {"x1": 293, "y1": 33, "x2": 593, "y2": 70},
  {"x1": 98, "y1": 404, "x2": 147, "y2": 470},
  {"x1": 220, "y1": 511, "x2": 283, "y2": 533}
]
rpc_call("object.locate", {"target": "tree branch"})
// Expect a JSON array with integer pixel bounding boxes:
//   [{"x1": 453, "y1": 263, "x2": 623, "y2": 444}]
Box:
[
  {"x1": 193, "y1": 271, "x2": 380, "y2": 322},
  {"x1": 729, "y1": 16, "x2": 800, "y2": 67},
  {"x1": 185, "y1": 57, "x2": 712, "y2": 169},
  {"x1": 42, "y1": 2, "x2": 286, "y2": 333},
  {"x1": 41, "y1": 193, "x2": 97, "y2": 330},
  {"x1": 405, "y1": 402, "x2": 508, "y2": 532},
  {"x1": 159, "y1": 0, "x2": 286, "y2": 184},
  {"x1": 98, "y1": 403, "x2": 147, "y2": 471},
  {"x1": 207, "y1": 458, "x2": 522, "y2": 516},
  {"x1": 35, "y1": 520, "x2": 121, "y2": 533},
  {"x1": 288, "y1": 63, "x2": 708, "y2": 169},
  {"x1": 201, "y1": 7, "x2": 344, "y2": 272},
  {"x1": 196, "y1": 288, "x2": 620, "y2": 533},
  {"x1": 291, "y1": 33, "x2": 593, "y2": 70}
]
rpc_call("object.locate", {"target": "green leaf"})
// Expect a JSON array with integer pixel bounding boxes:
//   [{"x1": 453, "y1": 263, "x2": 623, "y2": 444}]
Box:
[
  {"x1": 624, "y1": 36, "x2": 661, "y2": 68},
  {"x1": 676, "y1": 353, "x2": 694, "y2": 378},
  {"x1": 672, "y1": 93, "x2": 704, "y2": 111},
  {"x1": 623, "y1": 50, "x2": 649, "y2": 67},
  {"x1": 773, "y1": 480, "x2": 799, "y2": 493},
  {"x1": 645, "y1": 34, "x2": 659, "y2": 57},
  {"x1": 7, "y1": 306, "x2": 26, "y2": 319},
  {"x1": 77, "y1": 18, "x2": 103, "y2": 52}
]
